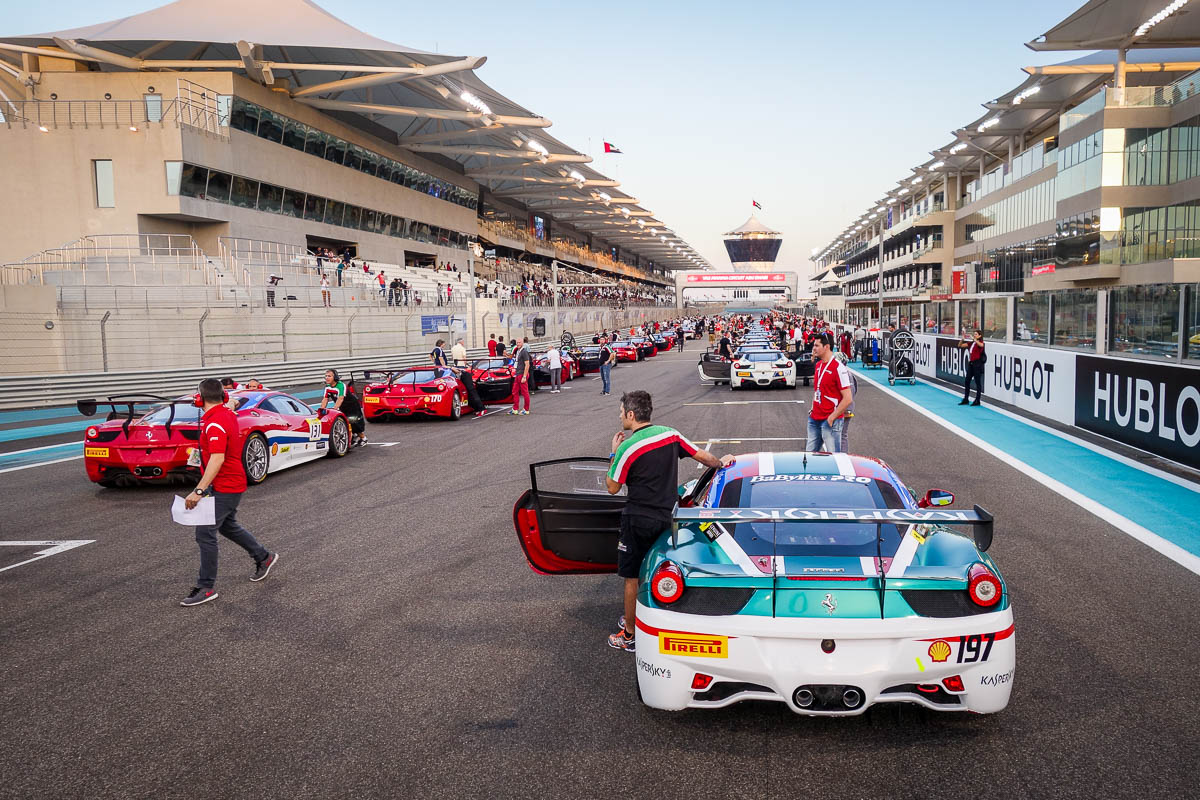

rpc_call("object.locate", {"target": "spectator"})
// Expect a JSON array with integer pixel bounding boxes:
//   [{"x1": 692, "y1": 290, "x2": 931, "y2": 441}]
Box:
[
  {"x1": 958, "y1": 329, "x2": 986, "y2": 406},
  {"x1": 337, "y1": 257, "x2": 346, "y2": 287},
  {"x1": 599, "y1": 335, "x2": 615, "y2": 396},
  {"x1": 377, "y1": 271, "x2": 387, "y2": 297},
  {"x1": 546, "y1": 342, "x2": 563, "y2": 393},
  {"x1": 430, "y1": 339, "x2": 448, "y2": 368},
  {"x1": 451, "y1": 338, "x2": 468, "y2": 367},
  {"x1": 447, "y1": 283, "x2": 453, "y2": 305},
  {"x1": 487, "y1": 334, "x2": 498, "y2": 357},
  {"x1": 437, "y1": 282, "x2": 444, "y2": 306},
  {"x1": 509, "y1": 338, "x2": 532, "y2": 415},
  {"x1": 494, "y1": 337, "x2": 507, "y2": 358},
  {"x1": 675, "y1": 323, "x2": 684, "y2": 352},
  {"x1": 852, "y1": 324, "x2": 865, "y2": 361},
  {"x1": 320, "y1": 274, "x2": 331, "y2": 308},
  {"x1": 266, "y1": 272, "x2": 280, "y2": 308},
  {"x1": 602, "y1": 390, "x2": 731, "y2": 649}
]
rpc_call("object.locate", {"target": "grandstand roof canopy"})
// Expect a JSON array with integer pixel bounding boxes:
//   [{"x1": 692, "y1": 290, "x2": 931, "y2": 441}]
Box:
[
  {"x1": 1028, "y1": 0, "x2": 1200, "y2": 51},
  {"x1": 0, "y1": 0, "x2": 708, "y2": 271}
]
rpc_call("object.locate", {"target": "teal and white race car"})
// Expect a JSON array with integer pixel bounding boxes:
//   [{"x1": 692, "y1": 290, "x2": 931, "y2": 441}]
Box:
[{"x1": 513, "y1": 452, "x2": 1013, "y2": 716}]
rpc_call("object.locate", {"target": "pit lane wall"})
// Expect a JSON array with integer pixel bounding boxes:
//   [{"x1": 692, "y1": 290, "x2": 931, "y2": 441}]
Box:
[
  {"x1": 0, "y1": 290, "x2": 674, "y2": 376},
  {"x1": 908, "y1": 333, "x2": 1200, "y2": 471}
]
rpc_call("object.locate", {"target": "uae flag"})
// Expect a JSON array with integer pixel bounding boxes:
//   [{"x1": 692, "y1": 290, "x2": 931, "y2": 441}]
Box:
[
  {"x1": 603, "y1": 141, "x2": 622, "y2": 154},
  {"x1": 753, "y1": 200, "x2": 763, "y2": 210}
]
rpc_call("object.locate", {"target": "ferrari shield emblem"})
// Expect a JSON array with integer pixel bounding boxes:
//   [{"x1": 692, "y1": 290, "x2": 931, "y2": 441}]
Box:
[{"x1": 822, "y1": 593, "x2": 837, "y2": 615}]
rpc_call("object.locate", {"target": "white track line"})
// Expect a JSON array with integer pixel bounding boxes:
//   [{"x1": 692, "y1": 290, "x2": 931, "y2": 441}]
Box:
[
  {"x1": 854, "y1": 368, "x2": 1200, "y2": 577},
  {"x1": 0, "y1": 455, "x2": 82, "y2": 474}
]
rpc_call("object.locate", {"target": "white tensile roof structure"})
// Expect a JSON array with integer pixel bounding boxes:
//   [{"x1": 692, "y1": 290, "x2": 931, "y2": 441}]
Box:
[
  {"x1": 724, "y1": 215, "x2": 781, "y2": 237},
  {"x1": 0, "y1": 0, "x2": 710, "y2": 272},
  {"x1": 1028, "y1": 0, "x2": 1200, "y2": 51}
]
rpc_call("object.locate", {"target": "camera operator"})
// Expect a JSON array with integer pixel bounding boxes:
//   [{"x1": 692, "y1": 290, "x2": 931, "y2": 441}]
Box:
[{"x1": 266, "y1": 272, "x2": 281, "y2": 308}]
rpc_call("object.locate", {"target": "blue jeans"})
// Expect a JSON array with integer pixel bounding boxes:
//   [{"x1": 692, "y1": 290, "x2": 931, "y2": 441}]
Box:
[
  {"x1": 195, "y1": 491, "x2": 268, "y2": 589},
  {"x1": 806, "y1": 416, "x2": 843, "y2": 453},
  {"x1": 600, "y1": 363, "x2": 612, "y2": 393}
]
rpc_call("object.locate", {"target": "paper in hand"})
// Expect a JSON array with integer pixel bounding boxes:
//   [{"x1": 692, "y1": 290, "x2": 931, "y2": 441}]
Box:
[{"x1": 171, "y1": 494, "x2": 215, "y2": 526}]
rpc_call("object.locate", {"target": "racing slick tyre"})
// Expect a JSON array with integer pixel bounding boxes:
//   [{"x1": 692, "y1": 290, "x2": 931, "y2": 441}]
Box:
[
  {"x1": 243, "y1": 433, "x2": 270, "y2": 485},
  {"x1": 327, "y1": 418, "x2": 350, "y2": 458},
  {"x1": 449, "y1": 394, "x2": 462, "y2": 420}
]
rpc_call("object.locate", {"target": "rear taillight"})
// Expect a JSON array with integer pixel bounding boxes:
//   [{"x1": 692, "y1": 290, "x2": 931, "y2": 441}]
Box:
[
  {"x1": 691, "y1": 673, "x2": 713, "y2": 690},
  {"x1": 942, "y1": 675, "x2": 965, "y2": 693},
  {"x1": 786, "y1": 361, "x2": 794, "y2": 368},
  {"x1": 651, "y1": 561, "x2": 685, "y2": 604},
  {"x1": 86, "y1": 426, "x2": 98, "y2": 439},
  {"x1": 968, "y1": 563, "x2": 1001, "y2": 607}
]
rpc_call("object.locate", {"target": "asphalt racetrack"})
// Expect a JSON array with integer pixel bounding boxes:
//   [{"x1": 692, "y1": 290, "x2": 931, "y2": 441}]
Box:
[{"x1": 1, "y1": 346, "x2": 1197, "y2": 800}]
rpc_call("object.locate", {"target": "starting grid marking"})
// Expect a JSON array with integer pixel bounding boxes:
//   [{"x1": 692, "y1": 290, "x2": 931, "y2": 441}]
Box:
[
  {"x1": 684, "y1": 400, "x2": 806, "y2": 406},
  {"x1": 0, "y1": 540, "x2": 95, "y2": 573}
]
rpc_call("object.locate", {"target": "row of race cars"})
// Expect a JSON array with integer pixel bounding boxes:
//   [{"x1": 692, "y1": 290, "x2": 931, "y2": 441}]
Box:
[
  {"x1": 516, "y1": 318, "x2": 1015, "y2": 718},
  {"x1": 77, "y1": 328, "x2": 687, "y2": 488},
  {"x1": 696, "y1": 326, "x2": 815, "y2": 390}
]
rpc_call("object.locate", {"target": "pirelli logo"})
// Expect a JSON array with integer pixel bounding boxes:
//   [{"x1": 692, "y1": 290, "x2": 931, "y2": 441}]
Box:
[
  {"x1": 84, "y1": 447, "x2": 109, "y2": 458},
  {"x1": 658, "y1": 632, "x2": 728, "y2": 658}
]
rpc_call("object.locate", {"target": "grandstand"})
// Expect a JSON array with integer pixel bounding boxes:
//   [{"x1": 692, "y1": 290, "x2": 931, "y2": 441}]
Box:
[{"x1": 0, "y1": 0, "x2": 692, "y2": 376}]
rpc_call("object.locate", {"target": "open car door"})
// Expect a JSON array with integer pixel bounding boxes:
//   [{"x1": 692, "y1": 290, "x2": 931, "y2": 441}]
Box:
[
  {"x1": 513, "y1": 457, "x2": 625, "y2": 574},
  {"x1": 697, "y1": 349, "x2": 731, "y2": 383}
]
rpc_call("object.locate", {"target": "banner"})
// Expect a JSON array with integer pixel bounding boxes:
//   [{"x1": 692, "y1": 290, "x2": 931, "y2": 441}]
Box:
[
  {"x1": 420, "y1": 315, "x2": 450, "y2": 334},
  {"x1": 685, "y1": 273, "x2": 787, "y2": 283},
  {"x1": 1074, "y1": 355, "x2": 1200, "y2": 469}
]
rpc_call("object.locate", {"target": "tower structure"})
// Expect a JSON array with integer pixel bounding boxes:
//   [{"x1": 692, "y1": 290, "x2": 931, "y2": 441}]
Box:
[{"x1": 723, "y1": 215, "x2": 782, "y2": 271}]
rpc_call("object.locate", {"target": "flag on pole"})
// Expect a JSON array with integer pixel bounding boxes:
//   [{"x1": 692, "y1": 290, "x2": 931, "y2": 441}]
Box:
[
  {"x1": 752, "y1": 200, "x2": 763, "y2": 210},
  {"x1": 603, "y1": 141, "x2": 622, "y2": 154}
]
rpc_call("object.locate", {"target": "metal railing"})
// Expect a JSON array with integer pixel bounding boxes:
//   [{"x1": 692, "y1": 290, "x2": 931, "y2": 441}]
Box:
[
  {"x1": 0, "y1": 90, "x2": 229, "y2": 135},
  {"x1": 2, "y1": 234, "x2": 211, "y2": 286}
]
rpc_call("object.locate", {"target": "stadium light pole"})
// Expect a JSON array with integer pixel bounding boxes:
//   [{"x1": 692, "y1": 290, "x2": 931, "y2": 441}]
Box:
[{"x1": 876, "y1": 219, "x2": 884, "y2": 328}]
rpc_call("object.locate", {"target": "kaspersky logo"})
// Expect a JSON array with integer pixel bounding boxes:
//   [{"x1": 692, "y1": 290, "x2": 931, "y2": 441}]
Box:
[{"x1": 659, "y1": 632, "x2": 728, "y2": 658}]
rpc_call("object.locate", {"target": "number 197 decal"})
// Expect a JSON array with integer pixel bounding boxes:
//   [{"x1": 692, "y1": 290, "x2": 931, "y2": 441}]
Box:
[{"x1": 957, "y1": 632, "x2": 995, "y2": 663}]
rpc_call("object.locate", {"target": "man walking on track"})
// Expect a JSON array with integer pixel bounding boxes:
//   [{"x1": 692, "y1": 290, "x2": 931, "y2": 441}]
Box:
[
  {"x1": 181, "y1": 378, "x2": 278, "y2": 606},
  {"x1": 599, "y1": 335, "x2": 616, "y2": 395},
  {"x1": 604, "y1": 390, "x2": 732, "y2": 650}
]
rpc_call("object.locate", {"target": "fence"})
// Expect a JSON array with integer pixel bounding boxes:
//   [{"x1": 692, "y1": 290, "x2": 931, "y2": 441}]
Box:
[
  {"x1": 2, "y1": 233, "x2": 211, "y2": 286},
  {"x1": 0, "y1": 88, "x2": 228, "y2": 136}
]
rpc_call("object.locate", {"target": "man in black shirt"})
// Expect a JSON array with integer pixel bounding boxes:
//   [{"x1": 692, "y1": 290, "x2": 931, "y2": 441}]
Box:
[
  {"x1": 717, "y1": 332, "x2": 732, "y2": 360},
  {"x1": 603, "y1": 390, "x2": 731, "y2": 651}
]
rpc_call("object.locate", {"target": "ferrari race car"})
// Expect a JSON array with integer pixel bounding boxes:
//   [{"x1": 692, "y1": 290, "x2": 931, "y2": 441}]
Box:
[
  {"x1": 697, "y1": 348, "x2": 732, "y2": 385},
  {"x1": 630, "y1": 337, "x2": 658, "y2": 358},
  {"x1": 363, "y1": 366, "x2": 468, "y2": 420},
  {"x1": 574, "y1": 346, "x2": 607, "y2": 374},
  {"x1": 730, "y1": 349, "x2": 797, "y2": 390},
  {"x1": 652, "y1": 333, "x2": 674, "y2": 352},
  {"x1": 533, "y1": 351, "x2": 578, "y2": 386},
  {"x1": 79, "y1": 391, "x2": 350, "y2": 487},
  {"x1": 468, "y1": 358, "x2": 518, "y2": 404},
  {"x1": 513, "y1": 452, "x2": 1012, "y2": 717},
  {"x1": 611, "y1": 341, "x2": 640, "y2": 363}
]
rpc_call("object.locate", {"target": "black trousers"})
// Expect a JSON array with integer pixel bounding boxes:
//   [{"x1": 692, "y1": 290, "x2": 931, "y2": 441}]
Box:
[{"x1": 963, "y1": 362, "x2": 984, "y2": 402}]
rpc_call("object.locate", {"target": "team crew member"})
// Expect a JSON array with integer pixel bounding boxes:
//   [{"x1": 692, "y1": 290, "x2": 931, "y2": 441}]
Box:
[
  {"x1": 338, "y1": 381, "x2": 368, "y2": 448},
  {"x1": 430, "y1": 339, "x2": 448, "y2": 367},
  {"x1": 181, "y1": 378, "x2": 278, "y2": 606},
  {"x1": 510, "y1": 338, "x2": 532, "y2": 415},
  {"x1": 958, "y1": 329, "x2": 986, "y2": 406},
  {"x1": 717, "y1": 330, "x2": 732, "y2": 360},
  {"x1": 319, "y1": 369, "x2": 346, "y2": 412},
  {"x1": 807, "y1": 333, "x2": 853, "y2": 453},
  {"x1": 605, "y1": 390, "x2": 732, "y2": 651}
]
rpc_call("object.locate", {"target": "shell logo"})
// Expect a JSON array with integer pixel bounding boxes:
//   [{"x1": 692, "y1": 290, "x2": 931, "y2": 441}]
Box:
[
  {"x1": 271, "y1": 443, "x2": 279, "y2": 456},
  {"x1": 927, "y1": 640, "x2": 952, "y2": 663}
]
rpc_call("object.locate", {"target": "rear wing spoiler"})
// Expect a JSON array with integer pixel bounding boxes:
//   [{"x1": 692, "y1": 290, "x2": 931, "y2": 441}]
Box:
[
  {"x1": 76, "y1": 394, "x2": 191, "y2": 437},
  {"x1": 673, "y1": 505, "x2": 996, "y2": 620},
  {"x1": 673, "y1": 506, "x2": 995, "y2": 553}
]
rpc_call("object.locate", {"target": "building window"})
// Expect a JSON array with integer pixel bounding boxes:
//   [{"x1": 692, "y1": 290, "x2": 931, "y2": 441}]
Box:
[
  {"x1": 1185, "y1": 284, "x2": 1200, "y2": 362},
  {"x1": 205, "y1": 170, "x2": 232, "y2": 204},
  {"x1": 164, "y1": 161, "x2": 182, "y2": 196},
  {"x1": 1051, "y1": 288, "x2": 1097, "y2": 350},
  {"x1": 179, "y1": 164, "x2": 208, "y2": 199},
  {"x1": 93, "y1": 160, "x2": 115, "y2": 207},
  {"x1": 960, "y1": 300, "x2": 980, "y2": 336},
  {"x1": 1016, "y1": 293, "x2": 1050, "y2": 344},
  {"x1": 1109, "y1": 283, "x2": 1182, "y2": 359},
  {"x1": 229, "y1": 176, "x2": 259, "y2": 209},
  {"x1": 982, "y1": 298, "x2": 1008, "y2": 341},
  {"x1": 144, "y1": 94, "x2": 163, "y2": 123}
]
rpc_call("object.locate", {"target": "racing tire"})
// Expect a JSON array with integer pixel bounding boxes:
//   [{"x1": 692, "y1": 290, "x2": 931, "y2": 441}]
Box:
[
  {"x1": 327, "y1": 418, "x2": 350, "y2": 458},
  {"x1": 243, "y1": 433, "x2": 270, "y2": 485},
  {"x1": 449, "y1": 394, "x2": 462, "y2": 420}
]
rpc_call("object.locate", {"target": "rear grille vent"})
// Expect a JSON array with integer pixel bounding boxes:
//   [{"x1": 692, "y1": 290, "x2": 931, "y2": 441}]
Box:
[
  {"x1": 693, "y1": 681, "x2": 774, "y2": 702},
  {"x1": 367, "y1": 386, "x2": 386, "y2": 394},
  {"x1": 900, "y1": 590, "x2": 990, "y2": 617},
  {"x1": 90, "y1": 430, "x2": 121, "y2": 443},
  {"x1": 671, "y1": 587, "x2": 754, "y2": 616},
  {"x1": 179, "y1": 429, "x2": 199, "y2": 441},
  {"x1": 881, "y1": 683, "x2": 962, "y2": 705}
]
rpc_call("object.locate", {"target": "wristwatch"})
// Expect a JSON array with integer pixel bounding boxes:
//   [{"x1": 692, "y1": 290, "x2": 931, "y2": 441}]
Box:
[
  {"x1": 609, "y1": 452, "x2": 616, "y2": 459},
  {"x1": 193, "y1": 486, "x2": 211, "y2": 497}
]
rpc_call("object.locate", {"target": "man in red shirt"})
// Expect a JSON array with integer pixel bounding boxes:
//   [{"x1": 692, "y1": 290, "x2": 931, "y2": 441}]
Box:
[
  {"x1": 807, "y1": 333, "x2": 854, "y2": 453},
  {"x1": 181, "y1": 378, "x2": 278, "y2": 606},
  {"x1": 487, "y1": 333, "x2": 498, "y2": 357}
]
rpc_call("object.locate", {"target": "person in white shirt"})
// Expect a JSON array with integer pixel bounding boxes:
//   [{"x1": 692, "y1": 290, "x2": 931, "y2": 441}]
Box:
[
  {"x1": 320, "y1": 274, "x2": 331, "y2": 308},
  {"x1": 852, "y1": 325, "x2": 865, "y2": 361},
  {"x1": 546, "y1": 344, "x2": 563, "y2": 393},
  {"x1": 451, "y1": 338, "x2": 468, "y2": 366}
]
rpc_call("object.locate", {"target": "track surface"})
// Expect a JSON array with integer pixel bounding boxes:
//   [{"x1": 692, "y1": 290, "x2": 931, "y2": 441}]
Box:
[{"x1": 1, "y1": 347, "x2": 1196, "y2": 799}]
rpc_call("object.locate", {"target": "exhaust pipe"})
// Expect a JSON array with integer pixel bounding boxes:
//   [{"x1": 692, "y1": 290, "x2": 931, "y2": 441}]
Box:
[
  {"x1": 794, "y1": 688, "x2": 814, "y2": 708},
  {"x1": 842, "y1": 688, "x2": 862, "y2": 708}
]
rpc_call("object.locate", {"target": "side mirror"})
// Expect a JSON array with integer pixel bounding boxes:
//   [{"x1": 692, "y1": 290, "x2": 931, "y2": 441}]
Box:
[
  {"x1": 678, "y1": 479, "x2": 698, "y2": 498},
  {"x1": 919, "y1": 489, "x2": 954, "y2": 508}
]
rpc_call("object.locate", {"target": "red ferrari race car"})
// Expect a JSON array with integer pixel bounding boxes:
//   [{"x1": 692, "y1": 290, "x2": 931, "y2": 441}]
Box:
[
  {"x1": 533, "y1": 351, "x2": 578, "y2": 386},
  {"x1": 611, "y1": 340, "x2": 640, "y2": 363},
  {"x1": 467, "y1": 358, "x2": 518, "y2": 404},
  {"x1": 361, "y1": 366, "x2": 468, "y2": 420},
  {"x1": 630, "y1": 337, "x2": 658, "y2": 358},
  {"x1": 78, "y1": 391, "x2": 351, "y2": 487}
]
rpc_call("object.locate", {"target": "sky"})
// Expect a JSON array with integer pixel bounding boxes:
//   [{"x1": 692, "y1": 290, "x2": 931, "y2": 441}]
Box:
[{"x1": 10, "y1": 0, "x2": 1086, "y2": 275}]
